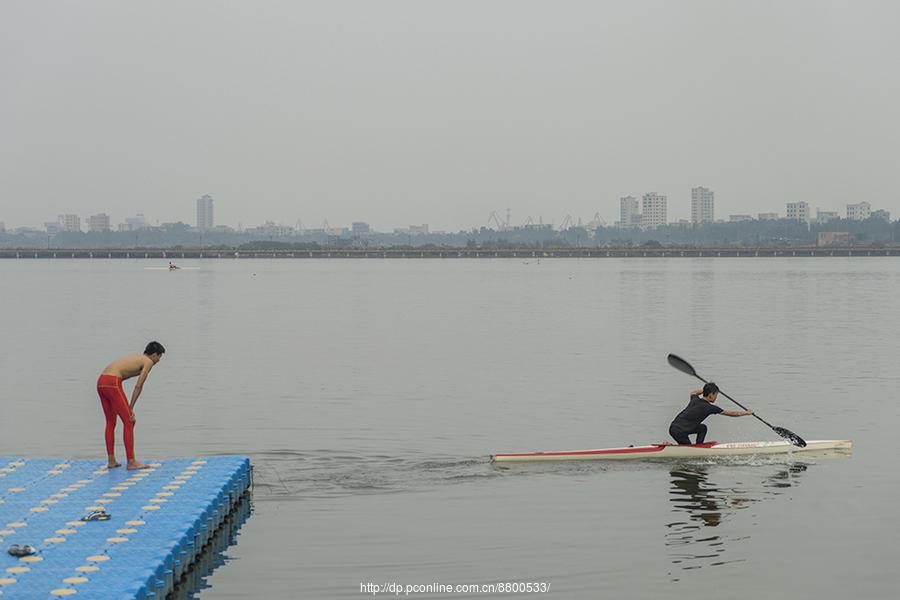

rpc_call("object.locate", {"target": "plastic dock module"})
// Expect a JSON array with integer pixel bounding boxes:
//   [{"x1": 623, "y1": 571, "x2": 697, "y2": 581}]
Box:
[{"x1": 0, "y1": 456, "x2": 251, "y2": 599}]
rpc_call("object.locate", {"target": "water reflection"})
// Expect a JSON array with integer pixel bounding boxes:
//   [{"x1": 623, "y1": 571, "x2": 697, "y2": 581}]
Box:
[
  {"x1": 173, "y1": 491, "x2": 253, "y2": 599},
  {"x1": 665, "y1": 463, "x2": 808, "y2": 579}
]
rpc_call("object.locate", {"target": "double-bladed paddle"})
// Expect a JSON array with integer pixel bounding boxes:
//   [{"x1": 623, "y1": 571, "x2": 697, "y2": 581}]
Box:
[{"x1": 667, "y1": 353, "x2": 807, "y2": 447}]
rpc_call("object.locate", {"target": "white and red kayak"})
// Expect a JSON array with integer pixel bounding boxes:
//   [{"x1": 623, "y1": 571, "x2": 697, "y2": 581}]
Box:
[{"x1": 490, "y1": 439, "x2": 852, "y2": 463}]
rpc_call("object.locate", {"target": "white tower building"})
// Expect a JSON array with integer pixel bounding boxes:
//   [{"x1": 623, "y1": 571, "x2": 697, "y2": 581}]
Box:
[
  {"x1": 196, "y1": 195, "x2": 215, "y2": 230},
  {"x1": 619, "y1": 196, "x2": 640, "y2": 227},
  {"x1": 641, "y1": 193, "x2": 667, "y2": 229},
  {"x1": 88, "y1": 213, "x2": 111, "y2": 232},
  {"x1": 786, "y1": 202, "x2": 811, "y2": 223},
  {"x1": 691, "y1": 187, "x2": 714, "y2": 225},
  {"x1": 846, "y1": 202, "x2": 871, "y2": 221}
]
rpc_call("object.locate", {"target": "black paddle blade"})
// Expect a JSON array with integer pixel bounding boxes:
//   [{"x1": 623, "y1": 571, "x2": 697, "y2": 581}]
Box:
[
  {"x1": 667, "y1": 354, "x2": 698, "y2": 378},
  {"x1": 773, "y1": 426, "x2": 807, "y2": 448}
]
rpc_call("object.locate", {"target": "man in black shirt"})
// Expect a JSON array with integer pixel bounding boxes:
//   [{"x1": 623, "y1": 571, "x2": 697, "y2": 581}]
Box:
[{"x1": 669, "y1": 382, "x2": 753, "y2": 444}]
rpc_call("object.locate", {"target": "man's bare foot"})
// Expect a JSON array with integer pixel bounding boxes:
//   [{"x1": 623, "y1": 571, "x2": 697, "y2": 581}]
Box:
[
  {"x1": 127, "y1": 461, "x2": 151, "y2": 470},
  {"x1": 107, "y1": 461, "x2": 122, "y2": 469}
]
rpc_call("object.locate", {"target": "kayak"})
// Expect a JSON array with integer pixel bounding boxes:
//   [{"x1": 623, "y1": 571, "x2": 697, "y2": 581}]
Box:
[{"x1": 490, "y1": 439, "x2": 852, "y2": 463}]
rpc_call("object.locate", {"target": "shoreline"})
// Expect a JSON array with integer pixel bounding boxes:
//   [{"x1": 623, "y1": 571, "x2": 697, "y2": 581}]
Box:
[{"x1": 2, "y1": 246, "x2": 900, "y2": 258}]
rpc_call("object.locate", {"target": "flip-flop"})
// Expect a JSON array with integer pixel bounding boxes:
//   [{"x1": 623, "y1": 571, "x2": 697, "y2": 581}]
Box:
[
  {"x1": 81, "y1": 509, "x2": 111, "y2": 522},
  {"x1": 7, "y1": 544, "x2": 36, "y2": 557}
]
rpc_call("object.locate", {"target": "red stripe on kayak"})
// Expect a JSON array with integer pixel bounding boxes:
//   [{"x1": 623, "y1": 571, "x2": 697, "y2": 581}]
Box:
[{"x1": 493, "y1": 442, "x2": 718, "y2": 458}]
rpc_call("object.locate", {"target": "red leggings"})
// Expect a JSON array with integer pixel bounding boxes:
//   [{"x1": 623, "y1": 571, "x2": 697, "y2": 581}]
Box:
[{"x1": 97, "y1": 374, "x2": 135, "y2": 461}]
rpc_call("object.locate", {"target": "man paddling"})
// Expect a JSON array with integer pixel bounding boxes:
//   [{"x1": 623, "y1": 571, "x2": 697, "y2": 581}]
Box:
[
  {"x1": 97, "y1": 341, "x2": 165, "y2": 469},
  {"x1": 669, "y1": 383, "x2": 753, "y2": 445}
]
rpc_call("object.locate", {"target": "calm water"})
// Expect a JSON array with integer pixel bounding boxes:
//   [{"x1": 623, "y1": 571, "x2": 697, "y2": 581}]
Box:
[{"x1": 1, "y1": 258, "x2": 898, "y2": 599}]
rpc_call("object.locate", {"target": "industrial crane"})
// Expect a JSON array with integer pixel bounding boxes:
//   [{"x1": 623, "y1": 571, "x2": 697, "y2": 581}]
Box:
[{"x1": 488, "y1": 211, "x2": 508, "y2": 231}]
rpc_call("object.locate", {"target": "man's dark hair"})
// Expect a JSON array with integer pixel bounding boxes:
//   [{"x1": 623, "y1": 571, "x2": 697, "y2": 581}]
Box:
[
  {"x1": 702, "y1": 382, "x2": 719, "y2": 397},
  {"x1": 144, "y1": 341, "x2": 166, "y2": 356}
]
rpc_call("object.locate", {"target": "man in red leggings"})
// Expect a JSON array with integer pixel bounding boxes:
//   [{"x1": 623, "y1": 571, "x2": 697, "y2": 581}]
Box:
[{"x1": 97, "y1": 341, "x2": 165, "y2": 469}]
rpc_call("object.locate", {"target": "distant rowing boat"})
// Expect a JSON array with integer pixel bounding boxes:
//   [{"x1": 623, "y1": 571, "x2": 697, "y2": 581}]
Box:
[
  {"x1": 143, "y1": 266, "x2": 200, "y2": 270},
  {"x1": 490, "y1": 440, "x2": 852, "y2": 463}
]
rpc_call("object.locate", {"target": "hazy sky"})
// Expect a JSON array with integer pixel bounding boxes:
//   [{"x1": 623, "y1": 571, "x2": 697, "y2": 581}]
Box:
[{"x1": 2, "y1": 1, "x2": 899, "y2": 230}]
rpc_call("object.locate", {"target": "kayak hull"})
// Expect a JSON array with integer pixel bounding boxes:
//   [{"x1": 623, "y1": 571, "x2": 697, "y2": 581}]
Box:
[{"x1": 490, "y1": 440, "x2": 852, "y2": 462}]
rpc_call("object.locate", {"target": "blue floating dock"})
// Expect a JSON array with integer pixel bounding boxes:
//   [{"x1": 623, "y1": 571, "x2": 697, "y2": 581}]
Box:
[{"x1": 0, "y1": 456, "x2": 251, "y2": 599}]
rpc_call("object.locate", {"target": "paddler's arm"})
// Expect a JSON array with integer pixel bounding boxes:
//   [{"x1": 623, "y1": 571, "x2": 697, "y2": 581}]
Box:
[
  {"x1": 690, "y1": 389, "x2": 703, "y2": 396},
  {"x1": 721, "y1": 409, "x2": 753, "y2": 417},
  {"x1": 129, "y1": 359, "x2": 155, "y2": 413}
]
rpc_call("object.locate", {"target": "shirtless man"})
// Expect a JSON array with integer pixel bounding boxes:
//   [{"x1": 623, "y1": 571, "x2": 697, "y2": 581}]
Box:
[{"x1": 96, "y1": 341, "x2": 165, "y2": 469}]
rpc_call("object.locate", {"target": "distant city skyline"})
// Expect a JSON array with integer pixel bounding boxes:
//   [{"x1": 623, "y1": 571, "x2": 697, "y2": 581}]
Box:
[
  {"x1": 1, "y1": 188, "x2": 892, "y2": 234},
  {"x1": 5, "y1": 189, "x2": 896, "y2": 231},
  {"x1": 1, "y1": 185, "x2": 896, "y2": 232}
]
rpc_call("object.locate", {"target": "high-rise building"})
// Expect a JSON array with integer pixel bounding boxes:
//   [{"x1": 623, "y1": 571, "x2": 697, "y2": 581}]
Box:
[
  {"x1": 758, "y1": 212, "x2": 780, "y2": 221},
  {"x1": 196, "y1": 195, "x2": 214, "y2": 230},
  {"x1": 691, "y1": 187, "x2": 715, "y2": 225},
  {"x1": 619, "y1": 196, "x2": 639, "y2": 228},
  {"x1": 0, "y1": 221, "x2": 5, "y2": 233},
  {"x1": 846, "y1": 201, "x2": 871, "y2": 221},
  {"x1": 351, "y1": 222, "x2": 371, "y2": 234},
  {"x1": 88, "y1": 213, "x2": 111, "y2": 232},
  {"x1": 58, "y1": 214, "x2": 81, "y2": 232},
  {"x1": 872, "y1": 209, "x2": 891, "y2": 222},
  {"x1": 816, "y1": 210, "x2": 839, "y2": 224},
  {"x1": 122, "y1": 214, "x2": 147, "y2": 231},
  {"x1": 641, "y1": 193, "x2": 667, "y2": 229},
  {"x1": 786, "y1": 202, "x2": 811, "y2": 223}
]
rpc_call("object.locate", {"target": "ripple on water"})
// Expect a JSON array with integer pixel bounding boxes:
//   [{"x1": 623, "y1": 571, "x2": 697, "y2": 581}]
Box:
[{"x1": 247, "y1": 448, "x2": 841, "y2": 502}]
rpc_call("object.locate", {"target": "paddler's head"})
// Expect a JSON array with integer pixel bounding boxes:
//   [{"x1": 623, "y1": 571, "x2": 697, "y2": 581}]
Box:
[{"x1": 702, "y1": 382, "x2": 719, "y2": 402}]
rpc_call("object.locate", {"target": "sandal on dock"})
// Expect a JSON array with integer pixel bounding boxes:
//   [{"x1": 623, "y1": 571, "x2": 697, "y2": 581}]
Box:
[
  {"x1": 81, "y1": 509, "x2": 111, "y2": 522},
  {"x1": 7, "y1": 544, "x2": 36, "y2": 557}
]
